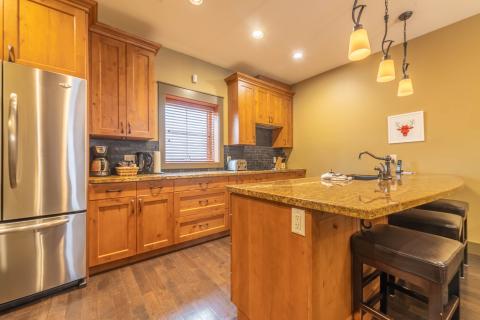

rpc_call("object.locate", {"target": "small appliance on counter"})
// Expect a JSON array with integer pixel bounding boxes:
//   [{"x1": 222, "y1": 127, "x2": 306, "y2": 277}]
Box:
[
  {"x1": 227, "y1": 159, "x2": 248, "y2": 171},
  {"x1": 90, "y1": 145, "x2": 110, "y2": 177},
  {"x1": 136, "y1": 152, "x2": 153, "y2": 173}
]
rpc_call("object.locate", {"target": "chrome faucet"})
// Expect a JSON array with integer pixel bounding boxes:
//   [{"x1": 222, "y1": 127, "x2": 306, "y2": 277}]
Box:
[{"x1": 358, "y1": 151, "x2": 395, "y2": 180}]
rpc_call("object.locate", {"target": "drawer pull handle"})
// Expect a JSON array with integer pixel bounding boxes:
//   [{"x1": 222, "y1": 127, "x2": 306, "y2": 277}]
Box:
[
  {"x1": 130, "y1": 199, "x2": 135, "y2": 215},
  {"x1": 198, "y1": 199, "x2": 210, "y2": 206},
  {"x1": 150, "y1": 186, "x2": 163, "y2": 195},
  {"x1": 106, "y1": 189, "x2": 122, "y2": 193}
]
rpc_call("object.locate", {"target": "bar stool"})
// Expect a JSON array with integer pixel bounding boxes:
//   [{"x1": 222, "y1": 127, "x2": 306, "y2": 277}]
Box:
[
  {"x1": 417, "y1": 199, "x2": 469, "y2": 266},
  {"x1": 351, "y1": 224, "x2": 464, "y2": 320},
  {"x1": 389, "y1": 208, "x2": 465, "y2": 277}
]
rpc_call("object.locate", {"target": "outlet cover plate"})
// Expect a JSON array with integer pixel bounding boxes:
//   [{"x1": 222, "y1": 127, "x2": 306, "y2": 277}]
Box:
[{"x1": 291, "y1": 208, "x2": 305, "y2": 236}]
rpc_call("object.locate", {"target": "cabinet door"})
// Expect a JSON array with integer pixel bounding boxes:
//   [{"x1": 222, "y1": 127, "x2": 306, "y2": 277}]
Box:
[
  {"x1": 273, "y1": 96, "x2": 293, "y2": 148},
  {"x1": 255, "y1": 86, "x2": 270, "y2": 125},
  {"x1": 269, "y1": 91, "x2": 285, "y2": 127},
  {"x1": 137, "y1": 193, "x2": 174, "y2": 253},
  {"x1": 237, "y1": 81, "x2": 256, "y2": 145},
  {"x1": 88, "y1": 197, "x2": 136, "y2": 266},
  {"x1": 4, "y1": 0, "x2": 88, "y2": 78},
  {"x1": 90, "y1": 33, "x2": 127, "y2": 137},
  {"x1": 126, "y1": 44, "x2": 157, "y2": 139}
]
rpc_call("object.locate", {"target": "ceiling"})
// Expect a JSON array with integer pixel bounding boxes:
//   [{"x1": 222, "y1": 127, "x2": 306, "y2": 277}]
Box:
[{"x1": 96, "y1": 0, "x2": 480, "y2": 84}]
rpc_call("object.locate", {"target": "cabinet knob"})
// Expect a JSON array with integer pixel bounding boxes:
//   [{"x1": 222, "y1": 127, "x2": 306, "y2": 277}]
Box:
[{"x1": 138, "y1": 198, "x2": 144, "y2": 213}]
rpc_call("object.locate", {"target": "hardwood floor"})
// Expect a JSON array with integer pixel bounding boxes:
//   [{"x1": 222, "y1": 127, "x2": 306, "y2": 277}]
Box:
[{"x1": 0, "y1": 237, "x2": 478, "y2": 320}]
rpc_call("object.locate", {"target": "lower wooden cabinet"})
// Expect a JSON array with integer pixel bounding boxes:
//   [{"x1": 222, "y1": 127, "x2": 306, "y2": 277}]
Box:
[
  {"x1": 174, "y1": 188, "x2": 228, "y2": 243},
  {"x1": 87, "y1": 171, "x2": 306, "y2": 268},
  {"x1": 88, "y1": 196, "x2": 137, "y2": 266},
  {"x1": 137, "y1": 193, "x2": 174, "y2": 253},
  {"x1": 175, "y1": 211, "x2": 228, "y2": 244}
]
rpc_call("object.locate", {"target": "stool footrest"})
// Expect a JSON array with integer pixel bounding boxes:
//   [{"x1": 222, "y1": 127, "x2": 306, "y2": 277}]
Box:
[
  {"x1": 386, "y1": 281, "x2": 428, "y2": 304},
  {"x1": 363, "y1": 270, "x2": 381, "y2": 287},
  {"x1": 443, "y1": 295, "x2": 460, "y2": 320},
  {"x1": 361, "y1": 304, "x2": 394, "y2": 320}
]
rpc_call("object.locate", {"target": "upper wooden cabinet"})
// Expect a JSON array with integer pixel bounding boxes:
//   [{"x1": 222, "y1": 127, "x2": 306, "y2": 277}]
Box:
[
  {"x1": 89, "y1": 23, "x2": 160, "y2": 140},
  {"x1": 226, "y1": 72, "x2": 294, "y2": 147},
  {"x1": 4, "y1": 0, "x2": 95, "y2": 78}
]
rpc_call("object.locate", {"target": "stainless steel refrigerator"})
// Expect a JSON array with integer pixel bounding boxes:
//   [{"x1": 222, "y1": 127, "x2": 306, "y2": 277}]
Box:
[{"x1": 0, "y1": 62, "x2": 87, "y2": 309}]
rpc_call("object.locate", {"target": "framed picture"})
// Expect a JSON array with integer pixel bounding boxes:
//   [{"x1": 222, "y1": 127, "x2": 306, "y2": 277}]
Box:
[{"x1": 387, "y1": 111, "x2": 425, "y2": 144}]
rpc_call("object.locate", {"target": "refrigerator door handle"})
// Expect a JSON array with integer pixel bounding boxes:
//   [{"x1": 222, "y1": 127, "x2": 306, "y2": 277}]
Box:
[
  {"x1": 0, "y1": 218, "x2": 69, "y2": 235},
  {"x1": 8, "y1": 92, "x2": 18, "y2": 188}
]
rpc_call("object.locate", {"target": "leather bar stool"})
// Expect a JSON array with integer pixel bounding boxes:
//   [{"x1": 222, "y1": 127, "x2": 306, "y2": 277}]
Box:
[
  {"x1": 388, "y1": 208, "x2": 465, "y2": 277},
  {"x1": 352, "y1": 224, "x2": 464, "y2": 320},
  {"x1": 417, "y1": 199, "x2": 469, "y2": 266}
]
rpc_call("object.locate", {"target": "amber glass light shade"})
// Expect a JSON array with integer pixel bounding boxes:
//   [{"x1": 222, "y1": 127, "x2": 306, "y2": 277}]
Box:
[
  {"x1": 397, "y1": 77, "x2": 414, "y2": 97},
  {"x1": 348, "y1": 28, "x2": 371, "y2": 61},
  {"x1": 377, "y1": 58, "x2": 396, "y2": 83}
]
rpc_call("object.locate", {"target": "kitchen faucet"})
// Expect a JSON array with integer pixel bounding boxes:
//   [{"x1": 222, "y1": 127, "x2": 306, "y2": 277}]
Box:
[{"x1": 358, "y1": 151, "x2": 395, "y2": 180}]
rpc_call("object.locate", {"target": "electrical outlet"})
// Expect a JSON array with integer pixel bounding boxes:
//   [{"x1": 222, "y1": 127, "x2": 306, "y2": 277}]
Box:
[
  {"x1": 124, "y1": 154, "x2": 136, "y2": 162},
  {"x1": 291, "y1": 208, "x2": 305, "y2": 236}
]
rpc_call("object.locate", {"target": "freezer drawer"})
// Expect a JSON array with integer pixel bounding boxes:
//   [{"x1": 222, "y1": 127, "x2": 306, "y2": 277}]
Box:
[{"x1": 0, "y1": 213, "x2": 86, "y2": 305}]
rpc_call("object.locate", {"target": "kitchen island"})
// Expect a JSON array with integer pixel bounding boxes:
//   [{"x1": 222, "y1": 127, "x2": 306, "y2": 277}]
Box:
[{"x1": 227, "y1": 174, "x2": 464, "y2": 320}]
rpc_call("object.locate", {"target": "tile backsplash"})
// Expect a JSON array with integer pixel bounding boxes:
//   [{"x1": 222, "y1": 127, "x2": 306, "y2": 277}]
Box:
[{"x1": 90, "y1": 128, "x2": 288, "y2": 172}]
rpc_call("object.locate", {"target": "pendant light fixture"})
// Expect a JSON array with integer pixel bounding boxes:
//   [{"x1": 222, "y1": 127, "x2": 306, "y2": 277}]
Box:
[
  {"x1": 348, "y1": 0, "x2": 371, "y2": 61},
  {"x1": 398, "y1": 11, "x2": 414, "y2": 97},
  {"x1": 376, "y1": 0, "x2": 395, "y2": 82}
]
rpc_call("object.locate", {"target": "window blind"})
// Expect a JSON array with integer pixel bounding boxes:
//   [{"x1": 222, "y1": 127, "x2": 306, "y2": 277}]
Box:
[{"x1": 165, "y1": 96, "x2": 219, "y2": 163}]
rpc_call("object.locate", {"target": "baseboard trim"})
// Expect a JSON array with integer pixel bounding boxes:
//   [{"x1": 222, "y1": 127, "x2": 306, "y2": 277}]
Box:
[{"x1": 469, "y1": 241, "x2": 480, "y2": 256}]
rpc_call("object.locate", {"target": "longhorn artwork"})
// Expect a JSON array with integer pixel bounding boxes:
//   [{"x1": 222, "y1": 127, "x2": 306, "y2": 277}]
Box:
[{"x1": 387, "y1": 111, "x2": 425, "y2": 144}]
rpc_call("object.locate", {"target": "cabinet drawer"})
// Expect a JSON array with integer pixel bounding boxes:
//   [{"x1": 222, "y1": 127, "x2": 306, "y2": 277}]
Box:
[
  {"x1": 175, "y1": 189, "x2": 227, "y2": 217},
  {"x1": 137, "y1": 180, "x2": 174, "y2": 196},
  {"x1": 174, "y1": 177, "x2": 228, "y2": 192},
  {"x1": 88, "y1": 183, "x2": 137, "y2": 200},
  {"x1": 235, "y1": 174, "x2": 267, "y2": 185},
  {"x1": 175, "y1": 211, "x2": 227, "y2": 243}
]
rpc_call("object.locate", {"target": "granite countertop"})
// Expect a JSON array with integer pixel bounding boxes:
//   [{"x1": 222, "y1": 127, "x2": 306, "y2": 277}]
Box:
[
  {"x1": 89, "y1": 169, "x2": 306, "y2": 184},
  {"x1": 227, "y1": 174, "x2": 464, "y2": 219}
]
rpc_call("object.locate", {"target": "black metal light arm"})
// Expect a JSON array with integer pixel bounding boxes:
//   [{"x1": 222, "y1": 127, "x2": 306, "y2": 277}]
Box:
[
  {"x1": 381, "y1": 0, "x2": 394, "y2": 57},
  {"x1": 352, "y1": 0, "x2": 367, "y2": 28}
]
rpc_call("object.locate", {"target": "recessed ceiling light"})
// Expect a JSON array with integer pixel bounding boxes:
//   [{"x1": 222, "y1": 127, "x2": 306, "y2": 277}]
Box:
[
  {"x1": 190, "y1": 0, "x2": 203, "y2": 5},
  {"x1": 252, "y1": 30, "x2": 264, "y2": 40},
  {"x1": 292, "y1": 51, "x2": 304, "y2": 60}
]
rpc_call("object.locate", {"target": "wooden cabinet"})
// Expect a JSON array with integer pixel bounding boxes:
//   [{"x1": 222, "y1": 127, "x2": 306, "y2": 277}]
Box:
[
  {"x1": 4, "y1": 0, "x2": 94, "y2": 78},
  {"x1": 90, "y1": 33, "x2": 126, "y2": 136},
  {"x1": 137, "y1": 193, "x2": 174, "y2": 253},
  {"x1": 88, "y1": 196, "x2": 137, "y2": 266},
  {"x1": 89, "y1": 23, "x2": 160, "y2": 140},
  {"x1": 273, "y1": 95, "x2": 293, "y2": 148},
  {"x1": 226, "y1": 72, "x2": 294, "y2": 147},
  {"x1": 126, "y1": 44, "x2": 156, "y2": 139},
  {"x1": 227, "y1": 79, "x2": 256, "y2": 145},
  {"x1": 87, "y1": 171, "x2": 305, "y2": 269}
]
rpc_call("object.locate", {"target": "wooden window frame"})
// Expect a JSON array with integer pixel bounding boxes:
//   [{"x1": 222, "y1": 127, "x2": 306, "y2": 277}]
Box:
[{"x1": 158, "y1": 82, "x2": 224, "y2": 170}]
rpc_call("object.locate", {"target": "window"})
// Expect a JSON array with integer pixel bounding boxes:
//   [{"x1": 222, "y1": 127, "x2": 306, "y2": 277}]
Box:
[{"x1": 163, "y1": 94, "x2": 221, "y2": 166}]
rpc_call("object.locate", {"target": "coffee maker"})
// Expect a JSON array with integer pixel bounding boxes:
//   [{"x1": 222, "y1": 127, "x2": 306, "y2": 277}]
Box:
[
  {"x1": 136, "y1": 152, "x2": 153, "y2": 174},
  {"x1": 90, "y1": 146, "x2": 110, "y2": 176}
]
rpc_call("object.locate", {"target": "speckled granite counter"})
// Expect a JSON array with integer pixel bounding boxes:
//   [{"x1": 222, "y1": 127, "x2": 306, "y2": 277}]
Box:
[
  {"x1": 227, "y1": 174, "x2": 464, "y2": 219},
  {"x1": 89, "y1": 169, "x2": 306, "y2": 184}
]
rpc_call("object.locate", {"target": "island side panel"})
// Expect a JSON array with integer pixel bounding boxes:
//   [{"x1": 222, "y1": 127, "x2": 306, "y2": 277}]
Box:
[
  {"x1": 231, "y1": 194, "x2": 313, "y2": 320},
  {"x1": 311, "y1": 213, "x2": 387, "y2": 320}
]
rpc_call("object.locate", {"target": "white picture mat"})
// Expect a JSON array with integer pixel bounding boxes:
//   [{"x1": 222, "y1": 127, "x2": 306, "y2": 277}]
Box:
[{"x1": 387, "y1": 111, "x2": 425, "y2": 144}]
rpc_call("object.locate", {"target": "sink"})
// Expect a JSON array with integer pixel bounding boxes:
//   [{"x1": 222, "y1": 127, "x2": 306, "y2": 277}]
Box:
[{"x1": 349, "y1": 174, "x2": 379, "y2": 181}]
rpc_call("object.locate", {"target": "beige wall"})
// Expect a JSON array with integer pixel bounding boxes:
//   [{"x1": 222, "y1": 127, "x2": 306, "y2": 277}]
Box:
[
  {"x1": 289, "y1": 15, "x2": 480, "y2": 244},
  {"x1": 155, "y1": 48, "x2": 232, "y2": 142}
]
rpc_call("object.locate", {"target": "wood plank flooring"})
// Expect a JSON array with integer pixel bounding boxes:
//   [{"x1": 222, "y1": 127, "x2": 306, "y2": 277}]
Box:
[{"x1": 0, "y1": 236, "x2": 478, "y2": 320}]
